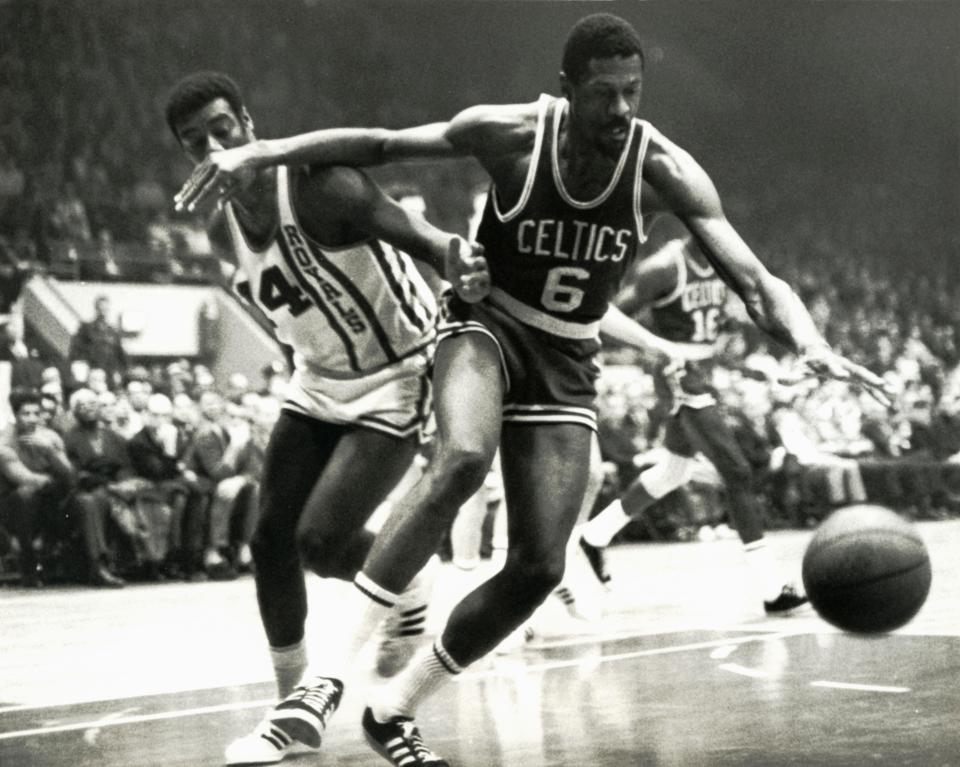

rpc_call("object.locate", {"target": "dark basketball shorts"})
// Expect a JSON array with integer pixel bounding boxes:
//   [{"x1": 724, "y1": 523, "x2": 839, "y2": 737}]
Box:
[{"x1": 438, "y1": 295, "x2": 600, "y2": 430}]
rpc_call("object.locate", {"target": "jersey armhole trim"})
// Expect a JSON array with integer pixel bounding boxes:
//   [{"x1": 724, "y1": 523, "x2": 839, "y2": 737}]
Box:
[
  {"x1": 493, "y1": 94, "x2": 551, "y2": 223},
  {"x1": 633, "y1": 119, "x2": 652, "y2": 245}
]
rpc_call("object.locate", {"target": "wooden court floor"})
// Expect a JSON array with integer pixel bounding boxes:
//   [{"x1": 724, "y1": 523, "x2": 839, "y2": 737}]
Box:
[{"x1": 2, "y1": 520, "x2": 959, "y2": 766}]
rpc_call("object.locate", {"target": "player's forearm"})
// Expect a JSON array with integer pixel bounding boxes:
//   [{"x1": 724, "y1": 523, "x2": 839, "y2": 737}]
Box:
[
  {"x1": 244, "y1": 130, "x2": 394, "y2": 169},
  {"x1": 247, "y1": 123, "x2": 455, "y2": 169},
  {"x1": 744, "y1": 274, "x2": 829, "y2": 356},
  {"x1": 600, "y1": 305, "x2": 680, "y2": 362}
]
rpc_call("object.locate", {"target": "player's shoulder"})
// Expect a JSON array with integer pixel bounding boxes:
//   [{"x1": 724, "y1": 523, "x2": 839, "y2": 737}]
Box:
[
  {"x1": 640, "y1": 122, "x2": 697, "y2": 179},
  {"x1": 447, "y1": 98, "x2": 544, "y2": 153},
  {"x1": 295, "y1": 163, "x2": 378, "y2": 215}
]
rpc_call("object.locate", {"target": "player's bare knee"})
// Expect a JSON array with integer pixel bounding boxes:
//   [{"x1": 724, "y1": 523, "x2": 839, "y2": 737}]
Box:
[
  {"x1": 295, "y1": 526, "x2": 347, "y2": 578},
  {"x1": 429, "y1": 446, "x2": 491, "y2": 504},
  {"x1": 503, "y1": 555, "x2": 565, "y2": 601}
]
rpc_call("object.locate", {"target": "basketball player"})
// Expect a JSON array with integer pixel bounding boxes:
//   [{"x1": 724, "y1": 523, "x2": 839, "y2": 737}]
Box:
[
  {"x1": 578, "y1": 213, "x2": 808, "y2": 613},
  {"x1": 165, "y1": 71, "x2": 487, "y2": 766},
  {"x1": 175, "y1": 15, "x2": 886, "y2": 765}
]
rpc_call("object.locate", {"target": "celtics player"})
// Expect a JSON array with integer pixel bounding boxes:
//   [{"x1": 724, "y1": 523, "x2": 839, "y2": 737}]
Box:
[
  {"x1": 165, "y1": 71, "x2": 487, "y2": 766},
  {"x1": 578, "y1": 213, "x2": 808, "y2": 614},
  {"x1": 175, "y1": 14, "x2": 886, "y2": 766}
]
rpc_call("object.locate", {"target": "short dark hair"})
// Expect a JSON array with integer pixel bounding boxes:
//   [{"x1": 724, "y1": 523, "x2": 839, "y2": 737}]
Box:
[
  {"x1": 562, "y1": 13, "x2": 644, "y2": 84},
  {"x1": 165, "y1": 71, "x2": 245, "y2": 139},
  {"x1": 9, "y1": 387, "x2": 41, "y2": 414}
]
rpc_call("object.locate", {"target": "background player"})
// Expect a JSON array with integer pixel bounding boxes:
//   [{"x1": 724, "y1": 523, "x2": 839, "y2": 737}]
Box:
[
  {"x1": 579, "y1": 213, "x2": 808, "y2": 613},
  {"x1": 175, "y1": 14, "x2": 887, "y2": 766},
  {"x1": 165, "y1": 71, "x2": 487, "y2": 766}
]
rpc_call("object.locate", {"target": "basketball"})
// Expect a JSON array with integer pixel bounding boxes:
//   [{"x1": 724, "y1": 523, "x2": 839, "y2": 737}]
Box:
[{"x1": 801, "y1": 505, "x2": 932, "y2": 633}]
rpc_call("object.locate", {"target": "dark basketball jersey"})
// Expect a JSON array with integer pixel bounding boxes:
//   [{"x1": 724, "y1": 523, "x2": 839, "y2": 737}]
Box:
[
  {"x1": 651, "y1": 248, "x2": 728, "y2": 403},
  {"x1": 475, "y1": 95, "x2": 650, "y2": 340},
  {"x1": 650, "y1": 249, "x2": 727, "y2": 346}
]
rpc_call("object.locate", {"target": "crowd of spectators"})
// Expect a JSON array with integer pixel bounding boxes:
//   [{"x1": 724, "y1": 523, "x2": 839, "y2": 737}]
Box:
[
  {"x1": 0, "y1": 357, "x2": 285, "y2": 588},
  {"x1": 595, "y1": 333, "x2": 960, "y2": 543},
  {"x1": 2, "y1": 0, "x2": 959, "y2": 571}
]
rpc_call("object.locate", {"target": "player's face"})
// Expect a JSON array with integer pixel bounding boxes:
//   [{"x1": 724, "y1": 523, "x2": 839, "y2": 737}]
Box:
[
  {"x1": 176, "y1": 97, "x2": 251, "y2": 166},
  {"x1": 566, "y1": 54, "x2": 643, "y2": 157}
]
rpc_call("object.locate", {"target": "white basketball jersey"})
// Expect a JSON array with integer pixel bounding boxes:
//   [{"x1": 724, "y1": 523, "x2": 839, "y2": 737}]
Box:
[{"x1": 224, "y1": 165, "x2": 437, "y2": 378}]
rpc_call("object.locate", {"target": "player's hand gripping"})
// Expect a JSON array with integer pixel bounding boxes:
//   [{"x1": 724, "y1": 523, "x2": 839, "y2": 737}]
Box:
[
  {"x1": 446, "y1": 237, "x2": 490, "y2": 304},
  {"x1": 797, "y1": 344, "x2": 893, "y2": 408},
  {"x1": 174, "y1": 144, "x2": 261, "y2": 213}
]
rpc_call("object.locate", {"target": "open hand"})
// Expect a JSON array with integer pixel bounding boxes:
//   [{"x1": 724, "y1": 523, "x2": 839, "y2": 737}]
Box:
[
  {"x1": 798, "y1": 346, "x2": 893, "y2": 408},
  {"x1": 174, "y1": 144, "x2": 259, "y2": 212}
]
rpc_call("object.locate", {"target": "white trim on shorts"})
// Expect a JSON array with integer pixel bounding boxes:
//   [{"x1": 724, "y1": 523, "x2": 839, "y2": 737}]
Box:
[{"x1": 502, "y1": 403, "x2": 597, "y2": 431}]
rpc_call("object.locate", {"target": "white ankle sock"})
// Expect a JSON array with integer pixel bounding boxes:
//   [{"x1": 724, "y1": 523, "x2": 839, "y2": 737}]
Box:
[
  {"x1": 301, "y1": 571, "x2": 396, "y2": 684},
  {"x1": 269, "y1": 639, "x2": 308, "y2": 699},
  {"x1": 371, "y1": 638, "x2": 462, "y2": 721},
  {"x1": 581, "y1": 500, "x2": 631, "y2": 548}
]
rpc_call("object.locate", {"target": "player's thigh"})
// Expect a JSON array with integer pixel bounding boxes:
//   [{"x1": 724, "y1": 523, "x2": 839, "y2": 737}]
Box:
[
  {"x1": 499, "y1": 422, "x2": 594, "y2": 563},
  {"x1": 298, "y1": 425, "x2": 419, "y2": 540},
  {"x1": 432, "y1": 331, "x2": 505, "y2": 460},
  {"x1": 258, "y1": 410, "x2": 346, "y2": 530}
]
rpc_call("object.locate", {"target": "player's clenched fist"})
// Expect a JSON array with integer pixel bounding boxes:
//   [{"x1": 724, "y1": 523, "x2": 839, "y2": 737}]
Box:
[{"x1": 446, "y1": 237, "x2": 489, "y2": 303}]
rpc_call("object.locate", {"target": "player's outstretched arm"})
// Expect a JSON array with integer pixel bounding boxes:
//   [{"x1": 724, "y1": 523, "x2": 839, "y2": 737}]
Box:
[
  {"x1": 174, "y1": 123, "x2": 457, "y2": 213},
  {"x1": 643, "y1": 128, "x2": 889, "y2": 403}
]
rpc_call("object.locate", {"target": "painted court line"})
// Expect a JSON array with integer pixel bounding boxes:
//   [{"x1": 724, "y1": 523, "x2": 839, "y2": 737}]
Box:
[
  {"x1": 710, "y1": 645, "x2": 739, "y2": 660},
  {"x1": 0, "y1": 631, "x2": 801, "y2": 742},
  {"x1": 0, "y1": 698, "x2": 275, "y2": 742},
  {"x1": 0, "y1": 679, "x2": 273, "y2": 715},
  {"x1": 810, "y1": 681, "x2": 911, "y2": 693},
  {"x1": 465, "y1": 630, "x2": 801, "y2": 680},
  {"x1": 719, "y1": 663, "x2": 774, "y2": 679}
]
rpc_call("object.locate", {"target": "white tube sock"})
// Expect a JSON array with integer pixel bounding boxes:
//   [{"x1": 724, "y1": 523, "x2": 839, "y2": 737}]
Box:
[
  {"x1": 371, "y1": 637, "x2": 463, "y2": 721},
  {"x1": 581, "y1": 499, "x2": 631, "y2": 548}
]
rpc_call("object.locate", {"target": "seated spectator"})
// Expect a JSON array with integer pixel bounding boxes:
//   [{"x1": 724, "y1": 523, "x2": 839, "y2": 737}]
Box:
[
  {"x1": 127, "y1": 393, "x2": 207, "y2": 579},
  {"x1": 191, "y1": 392, "x2": 259, "y2": 578},
  {"x1": 769, "y1": 390, "x2": 868, "y2": 519},
  {"x1": 0, "y1": 388, "x2": 74, "y2": 586},
  {"x1": 115, "y1": 378, "x2": 151, "y2": 439},
  {"x1": 39, "y1": 381, "x2": 73, "y2": 436},
  {"x1": 258, "y1": 360, "x2": 289, "y2": 399},
  {"x1": 62, "y1": 388, "x2": 132, "y2": 588}
]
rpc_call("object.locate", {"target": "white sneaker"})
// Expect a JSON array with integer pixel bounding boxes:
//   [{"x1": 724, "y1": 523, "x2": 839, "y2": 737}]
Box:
[
  {"x1": 224, "y1": 716, "x2": 318, "y2": 765},
  {"x1": 374, "y1": 555, "x2": 439, "y2": 677}
]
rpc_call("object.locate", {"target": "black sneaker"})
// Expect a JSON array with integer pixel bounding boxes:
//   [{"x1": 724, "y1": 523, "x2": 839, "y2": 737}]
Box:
[
  {"x1": 362, "y1": 707, "x2": 449, "y2": 766},
  {"x1": 271, "y1": 677, "x2": 344, "y2": 748},
  {"x1": 578, "y1": 535, "x2": 611, "y2": 585},
  {"x1": 764, "y1": 584, "x2": 809, "y2": 614}
]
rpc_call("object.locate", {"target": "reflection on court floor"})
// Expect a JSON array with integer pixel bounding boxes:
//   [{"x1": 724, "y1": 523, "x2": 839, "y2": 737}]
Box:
[{"x1": 3, "y1": 522, "x2": 959, "y2": 766}]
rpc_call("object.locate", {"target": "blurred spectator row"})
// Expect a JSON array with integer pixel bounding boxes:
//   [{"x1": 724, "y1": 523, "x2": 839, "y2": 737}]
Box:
[
  {"x1": 595, "y1": 339, "x2": 960, "y2": 543},
  {"x1": 0, "y1": 357, "x2": 288, "y2": 588}
]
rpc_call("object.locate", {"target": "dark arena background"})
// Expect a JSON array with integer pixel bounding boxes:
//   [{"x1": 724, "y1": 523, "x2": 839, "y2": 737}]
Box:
[{"x1": 1, "y1": 2, "x2": 959, "y2": 766}]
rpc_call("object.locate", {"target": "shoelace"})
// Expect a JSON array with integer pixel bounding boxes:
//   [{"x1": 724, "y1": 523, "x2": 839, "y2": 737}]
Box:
[
  {"x1": 290, "y1": 681, "x2": 339, "y2": 723},
  {"x1": 400, "y1": 721, "x2": 439, "y2": 762}
]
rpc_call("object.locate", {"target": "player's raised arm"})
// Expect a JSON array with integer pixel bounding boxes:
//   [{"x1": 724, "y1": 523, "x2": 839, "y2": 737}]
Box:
[
  {"x1": 643, "y1": 127, "x2": 889, "y2": 402},
  {"x1": 175, "y1": 122, "x2": 458, "y2": 213}
]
